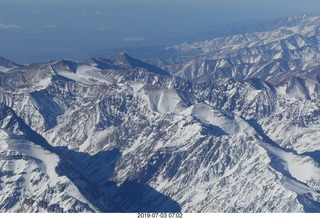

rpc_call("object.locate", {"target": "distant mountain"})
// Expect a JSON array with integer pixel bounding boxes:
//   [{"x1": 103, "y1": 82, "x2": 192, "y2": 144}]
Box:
[
  {"x1": 98, "y1": 14, "x2": 320, "y2": 62},
  {"x1": 148, "y1": 14, "x2": 320, "y2": 82},
  {"x1": 2, "y1": 14, "x2": 320, "y2": 213}
]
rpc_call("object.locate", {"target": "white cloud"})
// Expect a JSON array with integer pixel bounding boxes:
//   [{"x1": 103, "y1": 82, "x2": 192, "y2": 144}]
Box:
[
  {"x1": 95, "y1": 10, "x2": 102, "y2": 16},
  {"x1": 124, "y1": 37, "x2": 146, "y2": 42},
  {"x1": 0, "y1": 23, "x2": 20, "y2": 29}
]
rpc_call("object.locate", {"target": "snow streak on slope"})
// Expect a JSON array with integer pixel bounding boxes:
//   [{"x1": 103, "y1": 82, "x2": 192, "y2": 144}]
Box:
[{"x1": 55, "y1": 64, "x2": 114, "y2": 86}]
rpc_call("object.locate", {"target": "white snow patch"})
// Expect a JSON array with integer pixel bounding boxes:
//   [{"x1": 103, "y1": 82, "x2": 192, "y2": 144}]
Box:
[
  {"x1": 0, "y1": 66, "x2": 14, "y2": 73},
  {"x1": 6, "y1": 138, "x2": 61, "y2": 187},
  {"x1": 32, "y1": 77, "x2": 52, "y2": 91},
  {"x1": 58, "y1": 65, "x2": 114, "y2": 85},
  {"x1": 129, "y1": 82, "x2": 144, "y2": 93},
  {"x1": 191, "y1": 103, "x2": 240, "y2": 134},
  {"x1": 147, "y1": 88, "x2": 183, "y2": 114},
  {"x1": 257, "y1": 138, "x2": 320, "y2": 189}
]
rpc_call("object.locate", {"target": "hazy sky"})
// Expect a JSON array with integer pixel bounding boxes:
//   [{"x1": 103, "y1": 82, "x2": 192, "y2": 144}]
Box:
[{"x1": 0, "y1": 0, "x2": 319, "y2": 63}]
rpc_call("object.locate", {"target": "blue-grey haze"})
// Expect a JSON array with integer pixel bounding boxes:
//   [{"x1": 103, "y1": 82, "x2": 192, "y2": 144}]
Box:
[{"x1": 0, "y1": 0, "x2": 319, "y2": 63}]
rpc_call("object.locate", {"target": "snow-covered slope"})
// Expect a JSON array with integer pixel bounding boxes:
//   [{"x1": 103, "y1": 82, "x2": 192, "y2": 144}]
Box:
[{"x1": 0, "y1": 129, "x2": 99, "y2": 213}]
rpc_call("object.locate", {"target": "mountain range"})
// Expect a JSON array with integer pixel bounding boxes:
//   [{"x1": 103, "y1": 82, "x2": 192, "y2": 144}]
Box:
[{"x1": 1, "y1": 14, "x2": 320, "y2": 213}]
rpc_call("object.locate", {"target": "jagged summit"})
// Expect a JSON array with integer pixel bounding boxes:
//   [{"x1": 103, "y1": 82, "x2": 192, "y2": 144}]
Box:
[
  {"x1": 51, "y1": 59, "x2": 79, "y2": 73},
  {"x1": 110, "y1": 53, "x2": 171, "y2": 76}
]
